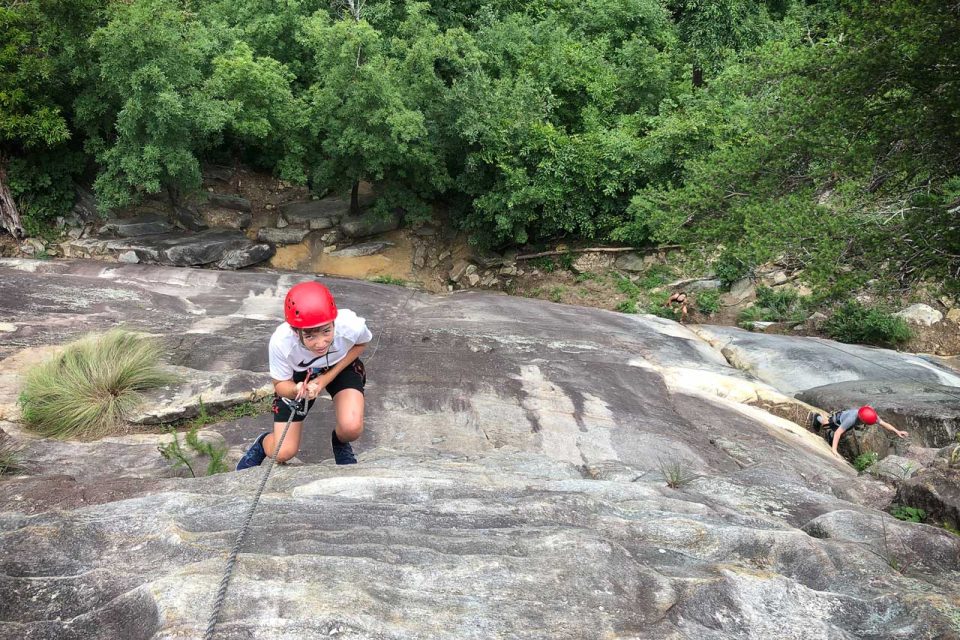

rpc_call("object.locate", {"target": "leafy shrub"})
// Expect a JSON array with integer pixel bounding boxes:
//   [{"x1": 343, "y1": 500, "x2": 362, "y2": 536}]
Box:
[
  {"x1": 824, "y1": 302, "x2": 912, "y2": 347},
  {"x1": 738, "y1": 286, "x2": 811, "y2": 324},
  {"x1": 853, "y1": 451, "x2": 878, "y2": 472},
  {"x1": 614, "y1": 274, "x2": 641, "y2": 297},
  {"x1": 615, "y1": 300, "x2": 638, "y2": 314},
  {"x1": 638, "y1": 265, "x2": 673, "y2": 290},
  {"x1": 18, "y1": 330, "x2": 177, "y2": 439},
  {"x1": 370, "y1": 275, "x2": 408, "y2": 286},
  {"x1": 530, "y1": 257, "x2": 558, "y2": 273},
  {"x1": 713, "y1": 252, "x2": 750, "y2": 290},
  {"x1": 696, "y1": 290, "x2": 721, "y2": 315},
  {"x1": 890, "y1": 504, "x2": 925, "y2": 523}
]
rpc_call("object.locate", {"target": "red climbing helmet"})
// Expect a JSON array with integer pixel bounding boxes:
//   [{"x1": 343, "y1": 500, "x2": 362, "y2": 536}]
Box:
[
  {"x1": 858, "y1": 406, "x2": 878, "y2": 425},
  {"x1": 284, "y1": 281, "x2": 338, "y2": 328}
]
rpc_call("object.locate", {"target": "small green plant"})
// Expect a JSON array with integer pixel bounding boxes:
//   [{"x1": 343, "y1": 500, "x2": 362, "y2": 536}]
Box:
[
  {"x1": 696, "y1": 290, "x2": 721, "y2": 316},
  {"x1": 549, "y1": 286, "x2": 565, "y2": 302},
  {"x1": 738, "y1": 286, "x2": 811, "y2": 324},
  {"x1": 613, "y1": 273, "x2": 641, "y2": 298},
  {"x1": 615, "y1": 299, "x2": 638, "y2": 313},
  {"x1": 370, "y1": 275, "x2": 408, "y2": 286},
  {"x1": 530, "y1": 257, "x2": 557, "y2": 273},
  {"x1": 659, "y1": 458, "x2": 696, "y2": 489},
  {"x1": 890, "y1": 504, "x2": 925, "y2": 523},
  {"x1": 558, "y1": 252, "x2": 575, "y2": 271},
  {"x1": 18, "y1": 330, "x2": 177, "y2": 439},
  {"x1": 713, "y1": 252, "x2": 750, "y2": 289},
  {"x1": 574, "y1": 271, "x2": 600, "y2": 283},
  {"x1": 824, "y1": 302, "x2": 912, "y2": 347},
  {"x1": 158, "y1": 423, "x2": 229, "y2": 477},
  {"x1": 853, "y1": 451, "x2": 879, "y2": 472},
  {"x1": 638, "y1": 265, "x2": 672, "y2": 290},
  {"x1": 0, "y1": 434, "x2": 25, "y2": 476}
]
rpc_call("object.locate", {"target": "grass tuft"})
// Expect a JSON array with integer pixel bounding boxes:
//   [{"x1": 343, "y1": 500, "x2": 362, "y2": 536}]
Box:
[{"x1": 18, "y1": 329, "x2": 177, "y2": 440}]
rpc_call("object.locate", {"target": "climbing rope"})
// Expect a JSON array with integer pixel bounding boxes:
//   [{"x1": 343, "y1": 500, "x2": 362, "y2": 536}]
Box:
[{"x1": 204, "y1": 383, "x2": 310, "y2": 639}]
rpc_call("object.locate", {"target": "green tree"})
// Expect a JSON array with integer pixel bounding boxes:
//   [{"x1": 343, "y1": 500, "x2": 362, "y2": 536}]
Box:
[
  {"x1": 82, "y1": 0, "x2": 229, "y2": 210},
  {"x1": 0, "y1": 2, "x2": 72, "y2": 237},
  {"x1": 299, "y1": 1, "x2": 452, "y2": 216}
]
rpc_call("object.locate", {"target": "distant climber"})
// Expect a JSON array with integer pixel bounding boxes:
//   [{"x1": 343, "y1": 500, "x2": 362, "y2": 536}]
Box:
[
  {"x1": 665, "y1": 291, "x2": 689, "y2": 323},
  {"x1": 812, "y1": 405, "x2": 908, "y2": 457}
]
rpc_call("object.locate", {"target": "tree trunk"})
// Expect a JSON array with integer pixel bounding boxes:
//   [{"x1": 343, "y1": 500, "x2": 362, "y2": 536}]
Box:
[
  {"x1": 692, "y1": 64, "x2": 704, "y2": 88},
  {"x1": 350, "y1": 180, "x2": 360, "y2": 215},
  {"x1": 0, "y1": 156, "x2": 24, "y2": 239}
]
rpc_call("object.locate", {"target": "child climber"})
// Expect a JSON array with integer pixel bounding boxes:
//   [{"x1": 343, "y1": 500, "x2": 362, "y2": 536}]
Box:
[
  {"x1": 237, "y1": 280, "x2": 372, "y2": 470},
  {"x1": 812, "y1": 405, "x2": 908, "y2": 457}
]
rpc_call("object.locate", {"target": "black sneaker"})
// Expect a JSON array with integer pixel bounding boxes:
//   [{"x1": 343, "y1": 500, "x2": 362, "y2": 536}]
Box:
[
  {"x1": 236, "y1": 432, "x2": 269, "y2": 470},
  {"x1": 331, "y1": 430, "x2": 357, "y2": 465}
]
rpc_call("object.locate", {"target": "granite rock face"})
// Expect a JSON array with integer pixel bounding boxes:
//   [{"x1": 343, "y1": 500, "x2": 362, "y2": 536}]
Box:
[
  {"x1": 694, "y1": 325, "x2": 960, "y2": 395},
  {"x1": 0, "y1": 259, "x2": 958, "y2": 639}
]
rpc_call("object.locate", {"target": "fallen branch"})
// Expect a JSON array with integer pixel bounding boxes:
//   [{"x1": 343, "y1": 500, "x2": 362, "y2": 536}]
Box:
[{"x1": 515, "y1": 245, "x2": 681, "y2": 260}]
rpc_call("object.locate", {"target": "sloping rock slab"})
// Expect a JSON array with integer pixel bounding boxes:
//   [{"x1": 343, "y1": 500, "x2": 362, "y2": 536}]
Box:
[
  {"x1": 695, "y1": 325, "x2": 960, "y2": 395},
  {"x1": 1, "y1": 452, "x2": 959, "y2": 639},
  {"x1": 64, "y1": 230, "x2": 267, "y2": 267},
  {"x1": 797, "y1": 380, "x2": 960, "y2": 447},
  {"x1": 129, "y1": 366, "x2": 273, "y2": 424}
]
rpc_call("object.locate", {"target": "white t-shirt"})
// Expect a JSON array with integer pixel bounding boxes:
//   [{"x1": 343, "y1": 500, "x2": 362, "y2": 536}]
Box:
[{"x1": 268, "y1": 309, "x2": 373, "y2": 381}]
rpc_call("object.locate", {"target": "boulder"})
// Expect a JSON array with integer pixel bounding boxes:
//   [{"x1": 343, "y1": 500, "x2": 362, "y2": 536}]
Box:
[
  {"x1": 340, "y1": 211, "x2": 401, "y2": 239},
  {"x1": 893, "y1": 303, "x2": 943, "y2": 327},
  {"x1": 216, "y1": 243, "x2": 275, "y2": 270},
  {"x1": 201, "y1": 208, "x2": 251, "y2": 230},
  {"x1": 449, "y1": 259, "x2": 471, "y2": 282},
  {"x1": 571, "y1": 252, "x2": 615, "y2": 274},
  {"x1": 171, "y1": 205, "x2": 209, "y2": 232},
  {"x1": 280, "y1": 199, "x2": 345, "y2": 230},
  {"x1": 117, "y1": 250, "x2": 140, "y2": 264},
  {"x1": 868, "y1": 454, "x2": 920, "y2": 482},
  {"x1": 614, "y1": 252, "x2": 646, "y2": 272},
  {"x1": 946, "y1": 308, "x2": 960, "y2": 325},
  {"x1": 893, "y1": 303, "x2": 942, "y2": 326},
  {"x1": 257, "y1": 227, "x2": 311, "y2": 245},
  {"x1": 728, "y1": 277, "x2": 756, "y2": 302},
  {"x1": 207, "y1": 194, "x2": 251, "y2": 212},
  {"x1": 899, "y1": 463, "x2": 960, "y2": 530},
  {"x1": 71, "y1": 185, "x2": 99, "y2": 223},
  {"x1": 328, "y1": 242, "x2": 394, "y2": 258}
]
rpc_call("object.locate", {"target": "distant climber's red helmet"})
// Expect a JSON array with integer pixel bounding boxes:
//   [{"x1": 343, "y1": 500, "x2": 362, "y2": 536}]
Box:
[
  {"x1": 284, "y1": 281, "x2": 338, "y2": 328},
  {"x1": 858, "y1": 406, "x2": 878, "y2": 425}
]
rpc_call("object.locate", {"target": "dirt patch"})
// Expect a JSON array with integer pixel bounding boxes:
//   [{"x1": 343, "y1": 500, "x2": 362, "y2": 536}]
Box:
[{"x1": 903, "y1": 320, "x2": 960, "y2": 357}]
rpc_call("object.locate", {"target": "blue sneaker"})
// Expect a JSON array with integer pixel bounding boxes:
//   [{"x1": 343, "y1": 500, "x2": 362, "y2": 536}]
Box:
[
  {"x1": 236, "y1": 432, "x2": 269, "y2": 471},
  {"x1": 331, "y1": 430, "x2": 357, "y2": 465}
]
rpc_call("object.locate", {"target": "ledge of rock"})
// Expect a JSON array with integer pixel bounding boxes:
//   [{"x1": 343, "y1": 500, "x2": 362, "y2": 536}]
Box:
[
  {"x1": 694, "y1": 325, "x2": 960, "y2": 396},
  {"x1": 62, "y1": 230, "x2": 273, "y2": 268}
]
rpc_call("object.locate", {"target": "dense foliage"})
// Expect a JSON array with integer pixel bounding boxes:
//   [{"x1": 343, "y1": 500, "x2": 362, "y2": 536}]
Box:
[{"x1": 2, "y1": 0, "x2": 957, "y2": 292}]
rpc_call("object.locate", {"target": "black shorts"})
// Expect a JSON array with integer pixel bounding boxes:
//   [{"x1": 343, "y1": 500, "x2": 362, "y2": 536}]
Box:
[{"x1": 272, "y1": 359, "x2": 366, "y2": 422}]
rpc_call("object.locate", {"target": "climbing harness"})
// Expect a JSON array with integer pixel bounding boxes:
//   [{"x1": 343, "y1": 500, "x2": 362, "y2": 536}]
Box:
[{"x1": 204, "y1": 372, "x2": 313, "y2": 640}]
